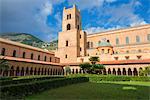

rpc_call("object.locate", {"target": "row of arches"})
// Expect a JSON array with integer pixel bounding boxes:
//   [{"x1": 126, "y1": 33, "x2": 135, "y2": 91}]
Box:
[
  {"x1": 106, "y1": 68, "x2": 139, "y2": 76},
  {"x1": 0, "y1": 66, "x2": 64, "y2": 77},
  {"x1": 69, "y1": 67, "x2": 143, "y2": 76}
]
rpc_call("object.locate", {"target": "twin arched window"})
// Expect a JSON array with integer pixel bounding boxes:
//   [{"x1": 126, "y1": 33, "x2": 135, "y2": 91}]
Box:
[{"x1": 67, "y1": 24, "x2": 71, "y2": 30}]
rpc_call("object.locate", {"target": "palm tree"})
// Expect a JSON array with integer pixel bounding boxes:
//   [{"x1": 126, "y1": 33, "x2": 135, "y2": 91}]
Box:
[{"x1": 89, "y1": 56, "x2": 99, "y2": 64}]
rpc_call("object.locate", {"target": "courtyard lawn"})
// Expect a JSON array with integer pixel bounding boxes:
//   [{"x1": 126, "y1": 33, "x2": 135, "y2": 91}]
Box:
[{"x1": 26, "y1": 81, "x2": 150, "y2": 100}]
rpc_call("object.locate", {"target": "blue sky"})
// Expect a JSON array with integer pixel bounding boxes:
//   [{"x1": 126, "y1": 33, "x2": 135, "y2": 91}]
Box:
[{"x1": 0, "y1": 0, "x2": 150, "y2": 42}]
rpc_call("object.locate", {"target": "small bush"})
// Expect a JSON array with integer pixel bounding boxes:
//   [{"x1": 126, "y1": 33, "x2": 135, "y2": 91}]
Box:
[{"x1": 0, "y1": 77, "x2": 89, "y2": 99}]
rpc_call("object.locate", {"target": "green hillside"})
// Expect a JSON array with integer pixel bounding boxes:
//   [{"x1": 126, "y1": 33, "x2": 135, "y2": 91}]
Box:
[{"x1": 0, "y1": 33, "x2": 58, "y2": 50}]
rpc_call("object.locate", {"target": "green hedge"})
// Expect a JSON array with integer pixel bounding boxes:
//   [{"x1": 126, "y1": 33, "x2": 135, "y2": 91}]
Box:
[
  {"x1": 0, "y1": 77, "x2": 89, "y2": 99},
  {"x1": 0, "y1": 75, "x2": 64, "y2": 86},
  {"x1": 68, "y1": 74, "x2": 150, "y2": 82},
  {"x1": 0, "y1": 77, "x2": 13, "y2": 81}
]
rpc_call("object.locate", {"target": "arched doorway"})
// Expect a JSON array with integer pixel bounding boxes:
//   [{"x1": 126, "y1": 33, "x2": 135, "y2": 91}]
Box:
[
  {"x1": 108, "y1": 68, "x2": 111, "y2": 74},
  {"x1": 72, "y1": 69, "x2": 74, "y2": 74},
  {"x1": 112, "y1": 68, "x2": 116, "y2": 75},
  {"x1": 20, "y1": 67, "x2": 24, "y2": 76},
  {"x1": 26, "y1": 67, "x2": 29, "y2": 76},
  {"x1": 10, "y1": 66, "x2": 14, "y2": 76},
  {"x1": 41, "y1": 68, "x2": 44, "y2": 75},
  {"x1": 34, "y1": 68, "x2": 37, "y2": 75},
  {"x1": 30, "y1": 67, "x2": 33, "y2": 75},
  {"x1": 123, "y1": 68, "x2": 126, "y2": 75},
  {"x1": 16, "y1": 67, "x2": 20, "y2": 76},
  {"x1": 133, "y1": 68, "x2": 138, "y2": 76},
  {"x1": 117, "y1": 68, "x2": 121, "y2": 75},
  {"x1": 76, "y1": 69, "x2": 78, "y2": 74},
  {"x1": 38, "y1": 68, "x2": 40, "y2": 75},
  {"x1": 44, "y1": 68, "x2": 47, "y2": 75},
  {"x1": 103, "y1": 68, "x2": 106, "y2": 75},
  {"x1": 128, "y1": 68, "x2": 132, "y2": 76}
]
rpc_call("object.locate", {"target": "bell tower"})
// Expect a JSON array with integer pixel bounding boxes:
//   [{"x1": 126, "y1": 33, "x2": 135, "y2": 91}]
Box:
[{"x1": 56, "y1": 5, "x2": 83, "y2": 63}]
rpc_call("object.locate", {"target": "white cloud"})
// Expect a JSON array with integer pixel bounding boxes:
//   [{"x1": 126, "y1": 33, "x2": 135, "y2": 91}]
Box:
[
  {"x1": 86, "y1": 25, "x2": 122, "y2": 34},
  {"x1": 54, "y1": 12, "x2": 62, "y2": 30},
  {"x1": 68, "y1": 0, "x2": 116, "y2": 10}
]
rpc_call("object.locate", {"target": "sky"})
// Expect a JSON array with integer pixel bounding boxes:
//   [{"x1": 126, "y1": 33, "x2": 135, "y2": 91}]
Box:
[{"x1": 0, "y1": 0, "x2": 150, "y2": 42}]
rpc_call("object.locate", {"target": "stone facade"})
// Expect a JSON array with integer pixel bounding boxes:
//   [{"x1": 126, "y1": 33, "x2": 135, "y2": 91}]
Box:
[
  {"x1": 0, "y1": 38, "x2": 63, "y2": 76},
  {"x1": 56, "y1": 5, "x2": 150, "y2": 76}
]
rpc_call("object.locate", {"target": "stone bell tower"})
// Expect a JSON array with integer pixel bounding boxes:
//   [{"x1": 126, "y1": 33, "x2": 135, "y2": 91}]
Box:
[{"x1": 56, "y1": 5, "x2": 86, "y2": 63}]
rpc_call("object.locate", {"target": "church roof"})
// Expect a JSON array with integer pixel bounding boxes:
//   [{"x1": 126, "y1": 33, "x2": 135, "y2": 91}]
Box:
[{"x1": 98, "y1": 41, "x2": 112, "y2": 47}]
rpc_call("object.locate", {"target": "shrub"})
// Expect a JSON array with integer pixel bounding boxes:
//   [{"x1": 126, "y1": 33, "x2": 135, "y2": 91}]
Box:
[
  {"x1": 0, "y1": 75, "x2": 64, "y2": 86},
  {"x1": 0, "y1": 77, "x2": 89, "y2": 99}
]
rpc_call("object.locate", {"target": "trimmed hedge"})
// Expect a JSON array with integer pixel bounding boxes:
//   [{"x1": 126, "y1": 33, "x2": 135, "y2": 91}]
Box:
[
  {"x1": 68, "y1": 74, "x2": 150, "y2": 82},
  {"x1": 0, "y1": 77, "x2": 13, "y2": 81},
  {"x1": 0, "y1": 75, "x2": 64, "y2": 86},
  {"x1": 0, "y1": 77, "x2": 89, "y2": 99}
]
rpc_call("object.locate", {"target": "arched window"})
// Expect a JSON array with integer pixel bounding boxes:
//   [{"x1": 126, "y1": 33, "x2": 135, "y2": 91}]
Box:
[
  {"x1": 126, "y1": 37, "x2": 129, "y2": 44},
  {"x1": 50, "y1": 57, "x2": 52, "y2": 62},
  {"x1": 1, "y1": 48, "x2": 5, "y2": 56},
  {"x1": 38, "y1": 55, "x2": 40, "y2": 60},
  {"x1": 44, "y1": 56, "x2": 47, "y2": 61},
  {"x1": 22, "y1": 52, "x2": 26, "y2": 58},
  {"x1": 12, "y1": 50, "x2": 16, "y2": 57},
  {"x1": 65, "y1": 54, "x2": 67, "y2": 58},
  {"x1": 31, "y1": 53, "x2": 34, "y2": 59},
  {"x1": 91, "y1": 42, "x2": 93, "y2": 48},
  {"x1": 107, "y1": 40, "x2": 110, "y2": 43},
  {"x1": 136, "y1": 36, "x2": 140, "y2": 43},
  {"x1": 67, "y1": 24, "x2": 71, "y2": 30},
  {"x1": 66, "y1": 40, "x2": 68, "y2": 46},
  {"x1": 116, "y1": 38, "x2": 119, "y2": 45}
]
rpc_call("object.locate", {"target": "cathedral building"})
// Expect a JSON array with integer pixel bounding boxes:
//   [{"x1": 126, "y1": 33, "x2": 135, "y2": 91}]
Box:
[
  {"x1": 0, "y1": 5, "x2": 150, "y2": 77},
  {"x1": 55, "y1": 5, "x2": 150, "y2": 76}
]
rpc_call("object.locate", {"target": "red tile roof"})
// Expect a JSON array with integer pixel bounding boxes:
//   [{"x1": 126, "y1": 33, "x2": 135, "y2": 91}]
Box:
[{"x1": 0, "y1": 56, "x2": 62, "y2": 67}]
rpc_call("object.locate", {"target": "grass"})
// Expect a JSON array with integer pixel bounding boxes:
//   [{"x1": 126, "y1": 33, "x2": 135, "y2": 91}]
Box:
[{"x1": 26, "y1": 81, "x2": 150, "y2": 100}]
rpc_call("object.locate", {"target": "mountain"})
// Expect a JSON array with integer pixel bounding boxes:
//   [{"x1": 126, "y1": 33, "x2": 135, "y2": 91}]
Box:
[{"x1": 0, "y1": 33, "x2": 45, "y2": 48}]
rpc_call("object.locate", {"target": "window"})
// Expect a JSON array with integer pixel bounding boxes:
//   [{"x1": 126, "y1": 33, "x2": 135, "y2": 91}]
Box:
[
  {"x1": 126, "y1": 50, "x2": 129, "y2": 53},
  {"x1": 136, "y1": 36, "x2": 140, "y2": 43},
  {"x1": 67, "y1": 24, "x2": 71, "y2": 30},
  {"x1": 87, "y1": 42, "x2": 90, "y2": 49},
  {"x1": 44, "y1": 56, "x2": 47, "y2": 61},
  {"x1": 12, "y1": 50, "x2": 16, "y2": 57},
  {"x1": 114, "y1": 57, "x2": 118, "y2": 60},
  {"x1": 31, "y1": 53, "x2": 33, "y2": 59},
  {"x1": 22, "y1": 52, "x2": 25, "y2": 58},
  {"x1": 137, "y1": 55, "x2": 142, "y2": 59},
  {"x1": 66, "y1": 40, "x2": 68, "y2": 46},
  {"x1": 116, "y1": 38, "x2": 119, "y2": 45},
  {"x1": 108, "y1": 49, "x2": 110, "y2": 53},
  {"x1": 126, "y1": 37, "x2": 129, "y2": 44},
  {"x1": 38, "y1": 55, "x2": 40, "y2": 60},
  {"x1": 80, "y1": 35, "x2": 81, "y2": 38},
  {"x1": 125, "y1": 56, "x2": 129, "y2": 60},
  {"x1": 107, "y1": 40, "x2": 110, "y2": 43},
  {"x1": 77, "y1": 25, "x2": 79, "y2": 30},
  {"x1": 91, "y1": 42, "x2": 93, "y2": 48},
  {"x1": 1, "y1": 48, "x2": 5, "y2": 56},
  {"x1": 50, "y1": 57, "x2": 52, "y2": 62},
  {"x1": 65, "y1": 54, "x2": 67, "y2": 58},
  {"x1": 147, "y1": 34, "x2": 150, "y2": 41},
  {"x1": 80, "y1": 47, "x2": 82, "y2": 51},
  {"x1": 67, "y1": 14, "x2": 71, "y2": 19},
  {"x1": 102, "y1": 49, "x2": 104, "y2": 54}
]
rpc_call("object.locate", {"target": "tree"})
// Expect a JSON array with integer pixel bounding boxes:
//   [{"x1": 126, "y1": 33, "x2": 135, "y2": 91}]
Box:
[
  {"x1": 79, "y1": 62, "x2": 92, "y2": 73},
  {"x1": 89, "y1": 56, "x2": 99, "y2": 64},
  {"x1": 139, "y1": 66, "x2": 150, "y2": 76},
  {"x1": 91, "y1": 64, "x2": 105, "y2": 74},
  {"x1": 64, "y1": 66, "x2": 71, "y2": 75},
  {"x1": 0, "y1": 57, "x2": 10, "y2": 76}
]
